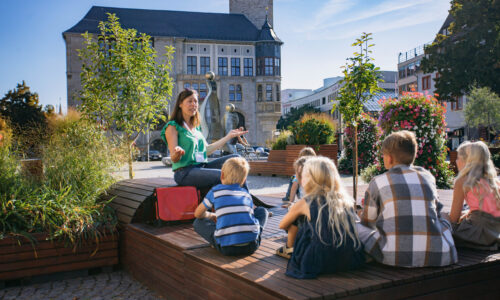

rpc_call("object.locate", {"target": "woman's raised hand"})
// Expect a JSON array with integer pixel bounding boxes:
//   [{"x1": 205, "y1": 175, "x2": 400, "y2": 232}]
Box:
[
  {"x1": 227, "y1": 128, "x2": 249, "y2": 139},
  {"x1": 172, "y1": 146, "x2": 186, "y2": 162}
]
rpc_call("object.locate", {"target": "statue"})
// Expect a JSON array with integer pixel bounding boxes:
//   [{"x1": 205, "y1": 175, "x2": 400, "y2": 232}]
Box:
[
  {"x1": 224, "y1": 103, "x2": 239, "y2": 154},
  {"x1": 199, "y1": 71, "x2": 225, "y2": 143}
]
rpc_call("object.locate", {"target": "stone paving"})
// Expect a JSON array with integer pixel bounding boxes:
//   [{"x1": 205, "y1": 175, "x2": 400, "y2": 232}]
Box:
[{"x1": 0, "y1": 271, "x2": 163, "y2": 300}]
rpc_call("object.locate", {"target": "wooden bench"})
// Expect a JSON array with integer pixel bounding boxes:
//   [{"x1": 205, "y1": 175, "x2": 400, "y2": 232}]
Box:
[{"x1": 104, "y1": 177, "x2": 177, "y2": 225}]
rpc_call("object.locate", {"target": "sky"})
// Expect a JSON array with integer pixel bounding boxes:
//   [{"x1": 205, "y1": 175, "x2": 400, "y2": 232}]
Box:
[{"x1": 0, "y1": 0, "x2": 451, "y2": 112}]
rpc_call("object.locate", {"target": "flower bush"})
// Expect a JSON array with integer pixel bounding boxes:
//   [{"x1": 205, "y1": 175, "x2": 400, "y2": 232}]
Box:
[
  {"x1": 291, "y1": 113, "x2": 336, "y2": 146},
  {"x1": 338, "y1": 113, "x2": 381, "y2": 174},
  {"x1": 361, "y1": 92, "x2": 454, "y2": 188},
  {"x1": 0, "y1": 111, "x2": 125, "y2": 245}
]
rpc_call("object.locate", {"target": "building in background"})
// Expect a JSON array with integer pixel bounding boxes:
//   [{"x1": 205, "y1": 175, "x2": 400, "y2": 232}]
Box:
[
  {"x1": 282, "y1": 72, "x2": 397, "y2": 119},
  {"x1": 63, "y1": 0, "x2": 282, "y2": 152},
  {"x1": 396, "y1": 15, "x2": 469, "y2": 150}
]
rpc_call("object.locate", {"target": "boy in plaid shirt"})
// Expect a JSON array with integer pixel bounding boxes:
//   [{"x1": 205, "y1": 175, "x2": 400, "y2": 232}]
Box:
[{"x1": 357, "y1": 131, "x2": 457, "y2": 267}]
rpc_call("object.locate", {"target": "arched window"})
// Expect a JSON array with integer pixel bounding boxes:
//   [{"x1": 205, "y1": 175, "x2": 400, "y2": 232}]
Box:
[
  {"x1": 236, "y1": 84, "x2": 242, "y2": 101},
  {"x1": 229, "y1": 84, "x2": 235, "y2": 101}
]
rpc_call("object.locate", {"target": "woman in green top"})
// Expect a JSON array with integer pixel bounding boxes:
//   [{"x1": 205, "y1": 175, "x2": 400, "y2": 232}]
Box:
[{"x1": 163, "y1": 88, "x2": 248, "y2": 189}]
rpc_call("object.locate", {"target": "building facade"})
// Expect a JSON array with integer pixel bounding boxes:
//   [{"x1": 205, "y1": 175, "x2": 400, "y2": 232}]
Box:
[
  {"x1": 63, "y1": 0, "x2": 282, "y2": 151},
  {"x1": 397, "y1": 15, "x2": 469, "y2": 149},
  {"x1": 282, "y1": 72, "x2": 397, "y2": 119}
]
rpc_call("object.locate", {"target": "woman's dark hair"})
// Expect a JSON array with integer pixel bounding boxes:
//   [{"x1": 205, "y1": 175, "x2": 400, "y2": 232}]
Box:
[{"x1": 170, "y1": 88, "x2": 200, "y2": 127}]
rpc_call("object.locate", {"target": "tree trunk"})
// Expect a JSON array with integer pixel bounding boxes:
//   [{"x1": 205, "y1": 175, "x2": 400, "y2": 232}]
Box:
[
  {"x1": 353, "y1": 125, "x2": 358, "y2": 201},
  {"x1": 128, "y1": 142, "x2": 134, "y2": 179}
]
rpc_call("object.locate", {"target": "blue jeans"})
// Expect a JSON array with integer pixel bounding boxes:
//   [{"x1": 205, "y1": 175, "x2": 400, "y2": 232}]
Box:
[
  {"x1": 174, "y1": 154, "x2": 249, "y2": 190},
  {"x1": 193, "y1": 207, "x2": 268, "y2": 256}
]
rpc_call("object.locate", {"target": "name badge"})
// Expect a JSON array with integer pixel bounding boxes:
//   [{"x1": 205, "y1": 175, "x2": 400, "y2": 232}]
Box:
[{"x1": 195, "y1": 152, "x2": 205, "y2": 162}]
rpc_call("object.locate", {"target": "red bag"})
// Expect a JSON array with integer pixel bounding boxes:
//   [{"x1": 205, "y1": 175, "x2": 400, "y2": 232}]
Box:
[{"x1": 155, "y1": 186, "x2": 200, "y2": 221}]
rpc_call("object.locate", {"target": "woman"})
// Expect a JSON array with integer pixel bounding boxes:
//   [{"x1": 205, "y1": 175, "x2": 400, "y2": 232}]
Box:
[{"x1": 162, "y1": 88, "x2": 249, "y2": 190}]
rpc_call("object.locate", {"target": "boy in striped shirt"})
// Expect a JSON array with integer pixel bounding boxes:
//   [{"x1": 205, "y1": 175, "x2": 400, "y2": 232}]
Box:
[{"x1": 193, "y1": 157, "x2": 268, "y2": 256}]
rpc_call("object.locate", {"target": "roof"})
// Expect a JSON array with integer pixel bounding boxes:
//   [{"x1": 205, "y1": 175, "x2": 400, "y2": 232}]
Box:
[
  {"x1": 363, "y1": 90, "x2": 397, "y2": 112},
  {"x1": 257, "y1": 16, "x2": 282, "y2": 43},
  {"x1": 64, "y1": 6, "x2": 267, "y2": 42}
]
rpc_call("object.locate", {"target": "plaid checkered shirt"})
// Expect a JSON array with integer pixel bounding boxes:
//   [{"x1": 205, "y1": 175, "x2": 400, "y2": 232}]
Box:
[{"x1": 357, "y1": 164, "x2": 458, "y2": 267}]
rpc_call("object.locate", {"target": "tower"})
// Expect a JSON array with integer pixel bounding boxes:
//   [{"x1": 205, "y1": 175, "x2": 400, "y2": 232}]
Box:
[{"x1": 229, "y1": 0, "x2": 273, "y2": 28}]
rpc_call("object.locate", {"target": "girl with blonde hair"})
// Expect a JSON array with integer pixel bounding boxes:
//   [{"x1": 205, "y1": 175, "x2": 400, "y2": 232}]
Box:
[
  {"x1": 450, "y1": 141, "x2": 500, "y2": 250},
  {"x1": 277, "y1": 156, "x2": 365, "y2": 279}
]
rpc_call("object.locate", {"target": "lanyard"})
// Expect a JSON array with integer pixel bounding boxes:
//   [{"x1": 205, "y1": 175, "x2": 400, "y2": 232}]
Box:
[{"x1": 183, "y1": 121, "x2": 199, "y2": 146}]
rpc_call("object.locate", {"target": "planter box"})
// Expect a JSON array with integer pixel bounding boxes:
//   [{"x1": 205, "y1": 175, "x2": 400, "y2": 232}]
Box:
[
  {"x1": 286, "y1": 144, "x2": 338, "y2": 165},
  {"x1": 0, "y1": 232, "x2": 118, "y2": 281},
  {"x1": 249, "y1": 145, "x2": 338, "y2": 176}
]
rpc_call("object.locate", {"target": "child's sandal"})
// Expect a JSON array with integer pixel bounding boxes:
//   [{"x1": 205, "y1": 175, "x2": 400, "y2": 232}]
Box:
[{"x1": 276, "y1": 244, "x2": 293, "y2": 259}]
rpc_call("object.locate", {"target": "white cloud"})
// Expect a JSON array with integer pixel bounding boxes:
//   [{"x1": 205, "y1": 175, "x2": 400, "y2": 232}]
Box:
[
  {"x1": 300, "y1": 0, "x2": 450, "y2": 40},
  {"x1": 311, "y1": 0, "x2": 355, "y2": 28}
]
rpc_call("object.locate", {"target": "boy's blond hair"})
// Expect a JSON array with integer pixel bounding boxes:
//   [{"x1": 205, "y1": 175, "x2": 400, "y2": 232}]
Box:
[
  {"x1": 382, "y1": 130, "x2": 417, "y2": 165},
  {"x1": 221, "y1": 157, "x2": 249, "y2": 186},
  {"x1": 299, "y1": 147, "x2": 316, "y2": 157}
]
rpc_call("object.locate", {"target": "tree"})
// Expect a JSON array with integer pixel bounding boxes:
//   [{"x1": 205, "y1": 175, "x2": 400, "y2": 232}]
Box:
[
  {"x1": 276, "y1": 105, "x2": 320, "y2": 130},
  {"x1": 0, "y1": 81, "x2": 46, "y2": 133},
  {"x1": 464, "y1": 86, "x2": 500, "y2": 141},
  {"x1": 78, "y1": 13, "x2": 174, "y2": 178},
  {"x1": 422, "y1": 0, "x2": 500, "y2": 100},
  {"x1": 0, "y1": 81, "x2": 48, "y2": 157},
  {"x1": 337, "y1": 33, "x2": 383, "y2": 200}
]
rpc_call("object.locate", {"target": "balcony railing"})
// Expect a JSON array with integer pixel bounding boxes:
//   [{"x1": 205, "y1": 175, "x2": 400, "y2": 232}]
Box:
[{"x1": 398, "y1": 42, "x2": 431, "y2": 64}]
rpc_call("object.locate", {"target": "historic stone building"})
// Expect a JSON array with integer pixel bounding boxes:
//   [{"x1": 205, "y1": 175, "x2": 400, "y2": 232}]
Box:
[{"x1": 63, "y1": 0, "x2": 282, "y2": 150}]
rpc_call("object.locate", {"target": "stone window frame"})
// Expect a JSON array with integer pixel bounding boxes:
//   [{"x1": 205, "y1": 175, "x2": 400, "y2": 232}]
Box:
[
  {"x1": 187, "y1": 56, "x2": 197, "y2": 75},
  {"x1": 266, "y1": 84, "x2": 273, "y2": 101},
  {"x1": 218, "y1": 57, "x2": 228, "y2": 76},
  {"x1": 200, "y1": 56, "x2": 210, "y2": 75},
  {"x1": 257, "y1": 84, "x2": 263, "y2": 102},
  {"x1": 229, "y1": 84, "x2": 243, "y2": 102},
  {"x1": 244, "y1": 58, "x2": 253, "y2": 76},
  {"x1": 231, "y1": 57, "x2": 241, "y2": 76}
]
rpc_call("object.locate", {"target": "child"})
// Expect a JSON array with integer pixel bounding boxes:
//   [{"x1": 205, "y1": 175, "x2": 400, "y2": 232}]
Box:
[
  {"x1": 193, "y1": 157, "x2": 268, "y2": 256},
  {"x1": 449, "y1": 141, "x2": 500, "y2": 250},
  {"x1": 277, "y1": 156, "x2": 365, "y2": 279},
  {"x1": 282, "y1": 147, "x2": 316, "y2": 204},
  {"x1": 357, "y1": 130, "x2": 458, "y2": 267}
]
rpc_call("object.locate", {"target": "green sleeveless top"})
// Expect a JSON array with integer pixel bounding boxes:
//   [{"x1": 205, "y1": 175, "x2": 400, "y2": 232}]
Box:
[{"x1": 161, "y1": 120, "x2": 208, "y2": 171}]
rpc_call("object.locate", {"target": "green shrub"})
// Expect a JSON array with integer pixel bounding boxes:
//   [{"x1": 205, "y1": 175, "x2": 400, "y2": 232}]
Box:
[
  {"x1": 272, "y1": 130, "x2": 293, "y2": 150},
  {"x1": 338, "y1": 113, "x2": 380, "y2": 174},
  {"x1": 291, "y1": 113, "x2": 336, "y2": 145},
  {"x1": 492, "y1": 152, "x2": 500, "y2": 169},
  {"x1": 0, "y1": 111, "x2": 124, "y2": 245},
  {"x1": 362, "y1": 92, "x2": 454, "y2": 188}
]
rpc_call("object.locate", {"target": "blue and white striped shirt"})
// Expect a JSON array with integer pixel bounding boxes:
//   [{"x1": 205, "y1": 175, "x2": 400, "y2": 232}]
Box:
[{"x1": 203, "y1": 184, "x2": 260, "y2": 247}]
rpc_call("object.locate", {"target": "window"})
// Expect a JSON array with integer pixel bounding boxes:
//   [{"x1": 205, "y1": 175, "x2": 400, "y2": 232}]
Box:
[
  {"x1": 200, "y1": 57, "x2": 210, "y2": 74},
  {"x1": 218, "y1": 57, "x2": 228, "y2": 76},
  {"x1": 422, "y1": 75, "x2": 431, "y2": 90},
  {"x1": 322, "y1": 97, "x2": 326, "y2": 105},
  {"x1": 236, "y1": 84, "x2": 242, "y2": 101},
  {"x1": 265, "y1": 58, "x2": 273, "y2": 76},
  {"x1": 266, "y1": 84, "x2": 272, "y2": 101},
  {"x1": 274, "y1": 58, "x2": 280, "y2": 76},
  {"x1": 276, "y1": 84, "x2": 280, "y2": 102},
  {"x1": 199, "y1": 83, "x2": 207, "y2": 100},
  {"x1": 257, "y1": 85, "x2": 263, "y2": 102},
  {"x1": 187, "y1": 56, "x2": 197, "y2": 74},
  {"x1": 244, "y1": 58, "x2": 253, "y2": 76},
  {"x1": 184, "y1": 82, "x2": 207, "y2": 100},
  {"x1": 229, "y1": 84, "x2": 235, "y2": 101},
  {"x1": 406, "y1": 63, "x2": 415, "y2": 76},
  {"x1": 231, "y1": 58, "x2": 240, "y2": 76},
  {"x1": 399, "y1": 67, "x2": 406, "y2": 79}
]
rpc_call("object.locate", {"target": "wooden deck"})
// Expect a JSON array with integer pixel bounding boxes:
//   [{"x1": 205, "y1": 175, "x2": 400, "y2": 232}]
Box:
[{"x1": 120, "y1": 188, "x2": 500, "y2": 299}]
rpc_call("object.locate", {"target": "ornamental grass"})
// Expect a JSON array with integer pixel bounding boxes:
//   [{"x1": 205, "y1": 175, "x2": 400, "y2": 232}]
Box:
[{"x1": 0, "y1": 111, "x2": 125, "y2": 247}]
